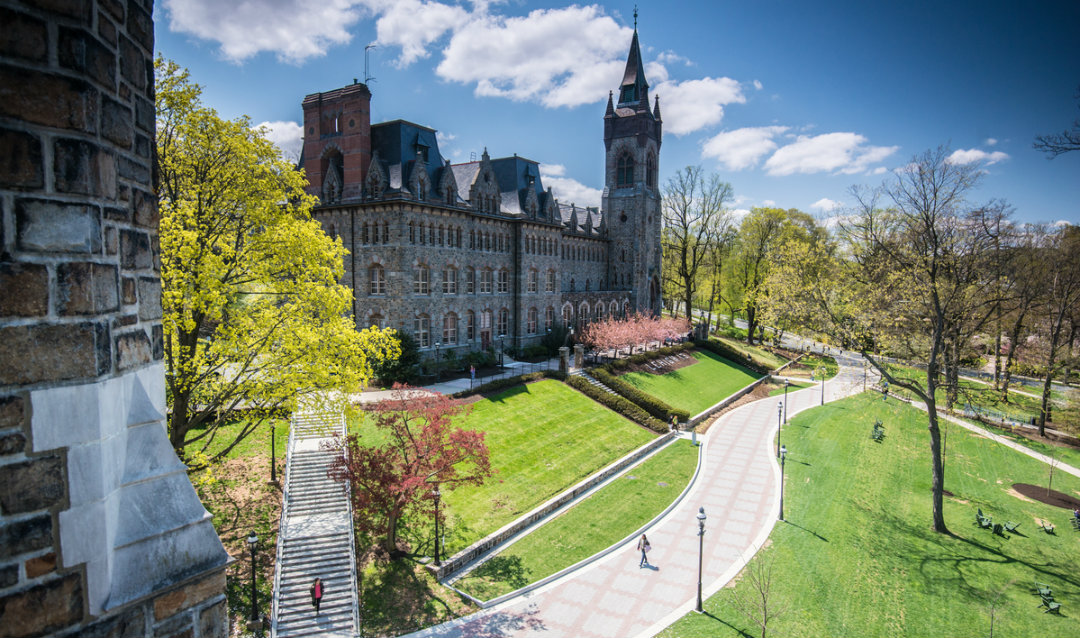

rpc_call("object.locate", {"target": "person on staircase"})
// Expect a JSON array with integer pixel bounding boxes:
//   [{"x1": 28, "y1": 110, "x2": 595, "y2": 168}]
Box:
[{"x1": 310, "y1": 577, "x2": 324, "y2": 615}]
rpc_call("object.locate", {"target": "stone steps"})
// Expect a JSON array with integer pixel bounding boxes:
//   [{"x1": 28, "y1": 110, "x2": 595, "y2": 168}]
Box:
[{"x1": 570, "y1": 369, "x2": 618, "y2": 395}]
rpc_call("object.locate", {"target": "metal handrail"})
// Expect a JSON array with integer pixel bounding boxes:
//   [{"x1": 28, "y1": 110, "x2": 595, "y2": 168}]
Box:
[
  {"x1": 340, "y1": 413, "x2": 361, "y2": 637},
  {"x1": 270, "y1": 416, "x2": 297, "y2": 638}
]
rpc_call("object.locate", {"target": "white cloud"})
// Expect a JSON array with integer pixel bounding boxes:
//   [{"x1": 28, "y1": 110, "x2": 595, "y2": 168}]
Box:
[
  {"x1": 374, "y1": 0, "x2": 470, "y2": 66},
  {"x1": 810, "y1": 197, "x2": 840, "y2": 212},
  {"x1": 436, "y1": 6, "x2": 631, "y2": 108},
  {"x1": 985, "y1": 137, "x2": 998, "y2": 146},
  {"x1": 753, "y1": 79, "x2": 763, "y2": 90},
  {"x1": 654, "y1": 77, "x2": 744, "y2": 136},
  {"x1": 163, "y1": 0, "x2": 370, "y2": 63},
  {"x1": 764, "y1": 132, "x2": 898, "y2": 176},
  {"x1": 255, "y1": 120, "x2": 304, "y2": 160},
  {"x1": 656, "y1": 50, "x2": 692, "y2": 67},
  {"x1": 731, "y1": 208, "x2": 751, "y2": 221},
  {"x1": 870, "y1": 166, "x2": 888, "y2": 175},
  {"x1": 947, "y1": 148, "x2": 1010, "y2": 165},
  {"x1": 762, "y1": 199, "x2": 776, "y2": 207},
  {"x1": 701, "y1": 126, "x2": 788, "y2": 170},
  {"x1": 540, "y1": 165, "x2": 601, "y2": 208}
]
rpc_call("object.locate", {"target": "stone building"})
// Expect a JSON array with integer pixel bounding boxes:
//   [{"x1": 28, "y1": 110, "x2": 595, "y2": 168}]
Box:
[
  {"x1": 0, "y1": 2, "x2": 229, "y2": 637},
  {"x1": 302, "y1": 29, "x2": 663, "y2": 356}
]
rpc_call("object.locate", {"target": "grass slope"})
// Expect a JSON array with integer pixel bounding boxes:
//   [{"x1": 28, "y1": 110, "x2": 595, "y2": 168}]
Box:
[
  {"x1": 618, "y1": 350, "x2": 761, "y2": 415},
  {"x1": 350, "y1": 379, "x2": 656, "y2": 555},
  {"x1": 455, "y1": 438, "x2": 699, "y2": 600},
  {"x1": 713, "y1": 336, "x2": 791, "y2": 371},
  {"x1": 659, "y1": 392, "x2": 1080, "y2": 638}
]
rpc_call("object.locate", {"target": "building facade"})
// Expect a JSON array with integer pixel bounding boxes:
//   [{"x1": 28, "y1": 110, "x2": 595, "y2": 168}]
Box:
[{"x1": 303, "y1": 30, "x2": 663, "y2": 356}]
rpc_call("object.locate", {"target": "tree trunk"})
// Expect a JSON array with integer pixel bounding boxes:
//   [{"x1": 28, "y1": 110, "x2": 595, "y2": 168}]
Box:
[
  {"x1": 993, "y1": 328, "x2": 1002, "y2": 390},
  {"x1": 926, "y1": 367, "x2": 949, "y2": 533},
  {"x1": 1001, "y1": 312, "x2": 1026, "y2": 402},
  {"x1": 746, "y1": 305, "x2": 757, "y2": 345}
]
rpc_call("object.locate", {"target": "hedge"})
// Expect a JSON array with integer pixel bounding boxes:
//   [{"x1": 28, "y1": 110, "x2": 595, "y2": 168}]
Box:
[
  {"x1": 450, "y1": 369, "x2": 567, "y2": 399},
  {"x1": 590, "y1": 367, "x2": 692, "y2": 423},
  {"x1": 605, "y1": 342, "x2": 696, "y2": 373},
  {"x1": 564, "y1": 376, "x2": 669, "y2": 434},
  {"x1": 694, "y1": 338, "x2": 770, "y2": 375}
]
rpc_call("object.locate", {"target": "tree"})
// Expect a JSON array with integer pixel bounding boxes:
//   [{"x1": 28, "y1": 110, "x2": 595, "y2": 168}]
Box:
[
  {"x1": 661, "y1": 166, "x2": 734, "y2": 323},
  {"x1": 726, "y1": 548, "x2": 788, "y2": 638},
  {"x1": 1034, "y1": 89, "x2": 1080, "y2": 157},
  {"x1": 766, "y1": 147, "x2": 992, "y2": 534},
  {"x1": 327, "y1": 386, "x2": 493, "y2": 554},
  {"x1": 1033, "y1": 225, "x2": 1080, "y2": 434},
  {"x1": 157, "y1": 57, "x2": 399, "y2": 462}
]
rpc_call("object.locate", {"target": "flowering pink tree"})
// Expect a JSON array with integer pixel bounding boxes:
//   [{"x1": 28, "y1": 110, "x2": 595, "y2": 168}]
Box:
[{"x1": 579, "y1": 314, "x2": 691, "y2": 357}]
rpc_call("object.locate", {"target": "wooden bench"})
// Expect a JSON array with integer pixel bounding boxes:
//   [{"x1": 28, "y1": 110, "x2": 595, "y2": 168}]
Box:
[
  {"x1": 1040, "y1": 593, "x2": 1061, "y2": 614},
  {"x1": 1004, "y1": 521, "x2": 1020, "y2": 534},
  {"x1": 1035, "y1": 582, "x2": 1053, "y2": 598},
  {"x1": 975, "y1": 508, "x2": 992, "y2": 529},
  {"x1": 1040, "y1": 521, "x2": 1055, "y2": 534}
]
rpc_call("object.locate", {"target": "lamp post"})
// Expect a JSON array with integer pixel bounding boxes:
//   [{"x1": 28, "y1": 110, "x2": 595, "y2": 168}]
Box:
[
  {"x1": 434, "y1": 341, "x2": 441, "y2": 381},
  {"x1": 776, "y1": 401, "x2": 783, "y2": 457},
  {"x1": 695, "y1": 507, "x2": 707, "y2": 613},
  {"x1": 779, "y1": 445, "x2": 787, "y2": 521},
  {"x1": 432, "y1": 485, "x2": 442, "y2": 567},
  {"x1": 247, "y1": 531, "x2": 259, "y2": 622},
  {"x1": 783, "y1": 380, "x2": 790, "y2": 424},
  {"x1": 497, "y1": 336, "x2": 503, "y2": 367},
  {"x1": 819, "y1": 366, "x2": 825, "y2": 406},
  {"x1": 270, "y1": 422, "x2": 277, "y2": 484}
]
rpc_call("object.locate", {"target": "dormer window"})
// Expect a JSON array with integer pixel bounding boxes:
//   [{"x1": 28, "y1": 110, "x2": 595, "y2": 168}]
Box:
[
  {"x1": 620, "y1": 85, "x2": 636, "y2": 103},
  {"x1": 416, "y1": 144, "x2": 429, "y2": 162}
]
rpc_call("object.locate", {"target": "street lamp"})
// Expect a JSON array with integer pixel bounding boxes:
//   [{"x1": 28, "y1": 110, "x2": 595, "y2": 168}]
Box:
[
  {"x1": 819, "y1": 367, "x2": 825, "y2": 406},
  {"x1": 432, "y1": 485, "x2": 442, "y2": 567},
  {"x1": 434, "y1": 341, "x2": 441, "y2": 381},
  {"x1": 497, "y1": 336, "x2": 503, "y2": 367},
  {"x1": 269, "y1": 421, "x2": 277, "y2": 484},
  {"x1": 779, "y1": 445, "x2": 787, "y2": 521},
  {"x1": 695, "y1": 507, "x2": 707, "y2": 613},
  {"x1": 776, "y1": 401, "x2": 783, "y2": 458},
  {"x1": 783, "y1": 379, "x2": 789, "y2": 424},
  {"x1": 246, "y1": 531, "x2": 259, "y2": 622}
]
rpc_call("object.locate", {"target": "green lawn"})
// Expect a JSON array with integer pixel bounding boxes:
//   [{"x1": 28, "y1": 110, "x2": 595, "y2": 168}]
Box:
[
  {"x1": 658, "y1": 392, "x2": 1080, "y2": 638},
  {"x1": 618, "y1": 350, "x2": 762, "y2": 415},
  {"x1": 455, "y1": 438, "x2": 699, "y2": 601},
  {"x1": 350, "y1": 379, "x2": 657, "y2": 555},
  {"x1": 713, "y1": 336, "x2": 792, "y2": 371}
]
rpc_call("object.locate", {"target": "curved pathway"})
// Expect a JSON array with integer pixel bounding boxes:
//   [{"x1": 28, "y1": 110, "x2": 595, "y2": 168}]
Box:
[{"x1": 404, "y1": 363, "x2": 867, "y2": 638}]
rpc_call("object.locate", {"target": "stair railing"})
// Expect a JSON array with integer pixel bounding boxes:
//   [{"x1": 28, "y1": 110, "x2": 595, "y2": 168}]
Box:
[{"x1": 270, "y1": 414, "x2": 299, "y2": 638}]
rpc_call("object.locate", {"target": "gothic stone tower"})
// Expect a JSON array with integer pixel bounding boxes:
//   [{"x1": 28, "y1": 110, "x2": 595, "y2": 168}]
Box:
[
  {"x1": 301, "y1": 82, "x2": 373, "y2": 203},
  {"x1": 603, "y1": 28, "x2": 663, "y2": 315}
]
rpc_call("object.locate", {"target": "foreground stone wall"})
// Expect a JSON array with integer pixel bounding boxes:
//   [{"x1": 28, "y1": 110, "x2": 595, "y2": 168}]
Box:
[{"x1": 0, "y1": 1, "x2": 229, "y2": 636}]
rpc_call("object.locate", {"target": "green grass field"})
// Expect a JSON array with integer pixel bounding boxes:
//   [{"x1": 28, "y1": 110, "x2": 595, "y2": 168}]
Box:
[
  {"x1": 349, "y1": 379, "x2": 657, "y2": 555},
  {"x1": 658, "y1": 392, "x2": 1080, "y2": 638},
  {"x1": 454, "y1": 438, "x2": 699, "y2": 600},
  {"x1": 713, "y1": 336, "x2": 791, "y2": 371},
  {"x1": 618, "y1": 350, "x2": 762, "y2": 415}
]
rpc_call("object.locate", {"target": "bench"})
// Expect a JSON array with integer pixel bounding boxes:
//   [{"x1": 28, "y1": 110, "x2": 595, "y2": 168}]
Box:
[
  {"x1": 1036, "y1": 582, "x2": 1053, "y2": 598},
  {"x1": 975, "y1": 509, "x2": 992, "y2": 529},
  {"x1": 1041, "y1": 521, "x2": 1055, "y2": 534},
  {"x1": 871, "y1": 421, "x2": 885, "y2": 442},
  {"x1": 1004, "y1": 521, "x2": 1020, "y2": 534},
  {"x1": 1045, "y1": 601, "x2": 1062, "y2": 614},
  {"x1": 993, "y1": 522, "x2": 1005, "y2": 536}
]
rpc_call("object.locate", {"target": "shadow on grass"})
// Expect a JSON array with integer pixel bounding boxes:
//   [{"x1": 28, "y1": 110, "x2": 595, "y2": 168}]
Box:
[
  {"x1": 781, "y1": 519, "x2": 828, "y2": 543},
  {"x1": 468, "y1": 555, "x2": 531, "y2": 591},
  {"x1": 695, "y1": 609, "x2": 756, "y2": 638},
  {"x1": 361, "y1": 556, "x2": 470, "y2": 636}
]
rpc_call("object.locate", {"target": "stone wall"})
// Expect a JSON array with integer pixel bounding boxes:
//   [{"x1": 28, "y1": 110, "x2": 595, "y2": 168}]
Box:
[{"x1": 0, "y1": 1, "x2": 229, "y2": 636}]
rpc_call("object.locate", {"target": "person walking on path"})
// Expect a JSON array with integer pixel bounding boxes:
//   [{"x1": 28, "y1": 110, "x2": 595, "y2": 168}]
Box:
[
  {"x1": 637, "y1": 534, "x2": 651, "y2": 568},
  {"x1": 310, "y1": 577, "x2": 324, "y2": 615}
]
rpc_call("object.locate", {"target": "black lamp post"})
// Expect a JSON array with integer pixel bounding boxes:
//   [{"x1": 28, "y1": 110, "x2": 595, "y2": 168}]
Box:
[
  {"x1": 695, "y1": 507, "x2": 707, "y2": 613},
  {"x1": 819, "y1": 367, "x2": 825, "y2": 406},
  {"x1": 776, "y1": 401, "x2": 783, "y2": 458},
  {"x1": 434, "y1": 341, "x2": 441, "y2": 381},
  {"x1": 247, "y1": 531, "x2": 259, "y2": 622},
  {"x1": 779, "y1": 445, "x2": 787, "y2": 521},
  {"x1": 783, "y1": 379, "x2": 789, "y2": 424},
  {"x1": 270, "y1": 422, "x2": 277, "y2": 484},
  {"x1": 432, "y1": 485, "x2": 442, "y2": 567},
  {"x1": 498, "y1": 336, "x2": 503, "y2": 367}
]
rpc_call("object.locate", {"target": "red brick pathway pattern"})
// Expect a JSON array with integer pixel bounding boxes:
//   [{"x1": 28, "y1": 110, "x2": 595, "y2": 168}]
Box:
[{"x1": 405, "y1": 365, "x2": 865, "y2": 638}]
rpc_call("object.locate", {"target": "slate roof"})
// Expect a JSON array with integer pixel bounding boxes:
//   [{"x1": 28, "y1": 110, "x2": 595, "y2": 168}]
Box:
[{"x1": 370, "y1": 119, "x2": 446, "y2": 193}]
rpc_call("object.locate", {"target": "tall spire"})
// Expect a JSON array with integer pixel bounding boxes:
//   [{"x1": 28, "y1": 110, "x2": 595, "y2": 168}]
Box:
[{"x1": 617, "y1": 24, "x2": 648, "y2": 107}]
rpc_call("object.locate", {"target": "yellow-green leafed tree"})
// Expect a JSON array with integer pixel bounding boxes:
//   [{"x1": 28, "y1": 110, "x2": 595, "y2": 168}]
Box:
[{"x1": 156, "y1": 57, "x2": 399, "y2": 462}]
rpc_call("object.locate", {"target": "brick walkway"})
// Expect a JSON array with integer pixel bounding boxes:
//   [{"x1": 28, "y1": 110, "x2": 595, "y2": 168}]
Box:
[{"x1": 404, "y1": 363, "x2": 866, "y2": 638}]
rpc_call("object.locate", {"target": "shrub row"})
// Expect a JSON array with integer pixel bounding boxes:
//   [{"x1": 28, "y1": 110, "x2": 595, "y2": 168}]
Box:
[
  {"x1": 694, "y1": 338, "x2": 770, "y2": 375},
  {"x1": 450, "y1": 370, "x2": 567, "y2": 399},
  {"x1": 564, "y1": 376, "x2": 669, "y2": 434},
  {"x1": 590, "y1": 367, "x2": 692, "y2": 423},
  {"x1": 603, "y1": 342, "x2": 696, "y2": 373}
]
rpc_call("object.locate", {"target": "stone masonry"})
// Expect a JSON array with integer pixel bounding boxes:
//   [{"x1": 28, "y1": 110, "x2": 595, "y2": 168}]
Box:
[{"x1": 0, "y1": 2, "x2": 230, "y2": 637}]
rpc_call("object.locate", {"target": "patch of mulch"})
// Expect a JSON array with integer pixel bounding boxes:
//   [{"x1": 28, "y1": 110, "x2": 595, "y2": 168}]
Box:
[
  {"x1": 613, "y1": 350, "x2": 699, "y2": 376},
  {"x1": 1012, "y1": 483, "x2": 1080, "y2": 510},
  {"x1": 697, "y1": 382, "x2": 774, "y2": 433}
]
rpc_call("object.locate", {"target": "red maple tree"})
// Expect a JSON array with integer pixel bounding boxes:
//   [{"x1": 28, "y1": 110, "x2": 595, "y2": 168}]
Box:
[{"x1": 326, "y1": 384, "x2": 493, "y2": 554}]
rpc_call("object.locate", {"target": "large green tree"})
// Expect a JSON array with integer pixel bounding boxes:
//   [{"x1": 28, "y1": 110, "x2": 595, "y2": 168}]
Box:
[{"x1": 156, "y1": 58, "x2": 399, "y2": 462}]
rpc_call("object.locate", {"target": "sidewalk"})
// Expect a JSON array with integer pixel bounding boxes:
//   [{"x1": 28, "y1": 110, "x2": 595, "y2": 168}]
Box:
[
  {"x1": 353, "y1": 356, "x2": 563, "y2": 404},
  {"x1": 402, "y1": 364, "x2": 867, "y2": 638}
]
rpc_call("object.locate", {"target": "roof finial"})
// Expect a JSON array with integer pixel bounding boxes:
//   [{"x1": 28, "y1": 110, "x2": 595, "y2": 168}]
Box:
[{"x1": 633, "y1": 5, "x2": 638, "y2": 30}]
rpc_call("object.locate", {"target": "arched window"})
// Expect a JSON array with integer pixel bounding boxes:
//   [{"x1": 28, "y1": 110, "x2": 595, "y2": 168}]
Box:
[
  {"x1": 545, "y1": 306, "x2": 555, "y2": 331},
  {"x1": 409, "y1": 222, "x2": 415, "y2": 244},
  {"x1": 443, "y1": 312, "x2": 458, "y2": 345},
  {"x1": 369, "y1": 312, "x2": 383, "y2": 329},
  {"x1": 578, "y1": 302, "x2": 589, "y2": 328},
  {"x1": 419, "y1": 223, "x2": 426, "y2": 245},
  {"x1": 414, "y1": 264, "x2": 430, "y2": 295},
  {"x1": 528, "y1": 269, "x2": 538, "y2": 293},
  {"x1": 585, "y1": 279, "x2": 590, "y2": 291},
  {"x1": 623, "y1": 300, "x2": 630, "y2": 317},
  {"x1": 562, "y1": 304, "x2": 573, "y2": 326},
  {"x1": 646, "y1": 153, "x2": 657, "y2": 188},
  {"x1": 545, "y1": 270, "x2": 556, "y2": 293},
  {"x1": 609, "y1": 301, "x2": 618, "y2": 317},
  {"x1": 466, "y1": 310, "x2": 476, "y2": 341},
  {"x1": 368, "y1": 264, "x2": 386, "y2": 295},
  {"x1": 597, "y1": 303, "x2": 606, "y2": 322},
  {"x1": 497, "y1": 308, "x2": 509, "y2": 336},
  {"x1": 497, "y1": 269, "x2": 509, "y2": 294},
  {"x1": 480, "y1": 268, "x2": 493, "y2": 294},
  {"x1": 415, "y1": 315, "x2": 430, "y2": 348},
  {"x1": 383, "y1": 221, "x2": 390, "y2": 243},
  {"x1": 361, "y1": 222, "x2": 369, "y2": 244},
  {"x1": 616, "y1": 152, "x2": 634, "y2": 187},
  {"x1": 527, "y1": 307, "x2": 538, "y2": 334},
  {"x1": 570, "y1": 277, "x2": 575, "y2": 292},
  {"x1": 442, "y1": 266, "x2": 457, "y2": 294},
  {"x1": 465, "y1": 267, "x2": 476, "y2": 294}
]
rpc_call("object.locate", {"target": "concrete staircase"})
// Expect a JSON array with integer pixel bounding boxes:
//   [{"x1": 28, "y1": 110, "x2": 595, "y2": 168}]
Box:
[
  {"x1": 272, "y1": 412, "x2": 359, "y2": 638},
  {"x1": 570, "y1": 369, "x2": 618, "y2": 395}
]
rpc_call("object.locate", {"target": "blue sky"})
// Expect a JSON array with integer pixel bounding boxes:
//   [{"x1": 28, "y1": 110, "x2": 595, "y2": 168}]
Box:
[{"x1": 155, "y1": 0, "x2": 1079, "y2": 225}]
